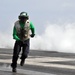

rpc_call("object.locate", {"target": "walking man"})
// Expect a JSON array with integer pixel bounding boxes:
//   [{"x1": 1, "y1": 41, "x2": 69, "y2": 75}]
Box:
[{"x1": 11, "y1": 12, "x2": 35, "y2": 72}]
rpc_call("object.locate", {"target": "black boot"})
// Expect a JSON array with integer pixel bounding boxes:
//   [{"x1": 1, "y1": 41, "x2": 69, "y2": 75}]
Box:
[
  {"x1": 11, "y1": 64, "x2": 17, "y2": 72},
  {"x1": 12, "y1": 68, "x2": 17, "y2": 72},
  {"x1": 20, "y1": 59, "x2": 25, "y2": 66}
]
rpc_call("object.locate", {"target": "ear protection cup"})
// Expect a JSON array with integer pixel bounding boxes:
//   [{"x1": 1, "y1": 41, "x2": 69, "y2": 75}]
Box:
[{"x1": 18, "y1": 16, "x2": 21, "y2": 19}]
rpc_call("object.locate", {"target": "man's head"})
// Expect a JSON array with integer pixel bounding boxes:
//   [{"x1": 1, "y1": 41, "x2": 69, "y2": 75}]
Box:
[{"x1": 18, "y1": 12, "x2": 29, "y2": 22}]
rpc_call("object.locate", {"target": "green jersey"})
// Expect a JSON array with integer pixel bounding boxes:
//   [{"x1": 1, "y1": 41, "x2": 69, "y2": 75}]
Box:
[{"x1": 13, "y1": 20, "x2": 35, "y2": 41}]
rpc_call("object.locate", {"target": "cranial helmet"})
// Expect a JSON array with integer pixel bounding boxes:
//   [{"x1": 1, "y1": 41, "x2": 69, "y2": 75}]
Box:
[{"x1": 18, "y1": 12, "x2": 29, "y2": 19}]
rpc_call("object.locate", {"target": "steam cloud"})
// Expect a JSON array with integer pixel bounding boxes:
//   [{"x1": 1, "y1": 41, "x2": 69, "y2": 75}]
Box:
[
  {"x1": 0, "y1": 32, "x2": 14, "y2": 48},
  {"x1": 30, "y1": 23, "x2": 75, "y2": 53}
]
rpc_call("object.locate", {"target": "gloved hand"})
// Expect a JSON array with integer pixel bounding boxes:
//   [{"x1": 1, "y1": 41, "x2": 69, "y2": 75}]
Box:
[{"x1": 30, "y1": 34, "x2": 35, "y2": 38}]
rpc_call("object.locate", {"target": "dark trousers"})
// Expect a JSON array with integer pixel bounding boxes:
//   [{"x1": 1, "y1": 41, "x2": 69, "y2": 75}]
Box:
[{"x1": 11, "y1": 39, "x2": 30, "y2": 68}]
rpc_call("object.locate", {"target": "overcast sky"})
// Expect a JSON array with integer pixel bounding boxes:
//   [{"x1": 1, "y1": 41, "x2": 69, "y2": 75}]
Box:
[{"x1": 0, "y1": 0, "x2": 75, "y2": 34}]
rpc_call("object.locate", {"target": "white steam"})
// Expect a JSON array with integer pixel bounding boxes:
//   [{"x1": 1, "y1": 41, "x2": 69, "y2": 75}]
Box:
[
  {"x1": 1, "y1": 23, "x2": 75, "y2": 53},
  {"x1": 30, "y1": 23, "x2": 75, "y2": 53},
  {"x1": 0, "y1": 32, "x2": 14, "y2": 48}
]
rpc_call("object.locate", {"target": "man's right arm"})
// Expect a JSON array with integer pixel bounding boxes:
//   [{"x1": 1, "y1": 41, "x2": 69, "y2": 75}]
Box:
[{"x1": 13, "y1": 26, "x2": 20, "y2": 41}]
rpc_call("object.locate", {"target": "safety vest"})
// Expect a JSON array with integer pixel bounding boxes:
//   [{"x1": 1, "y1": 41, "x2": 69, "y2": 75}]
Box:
[{"x1": 14, "y1": 20, "x2": 30, "y2": 40}]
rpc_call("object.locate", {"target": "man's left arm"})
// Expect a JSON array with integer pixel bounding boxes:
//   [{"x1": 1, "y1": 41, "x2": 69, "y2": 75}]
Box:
[{"x1": 30, "y1": 22, "x2": 35, "y2": 37}]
